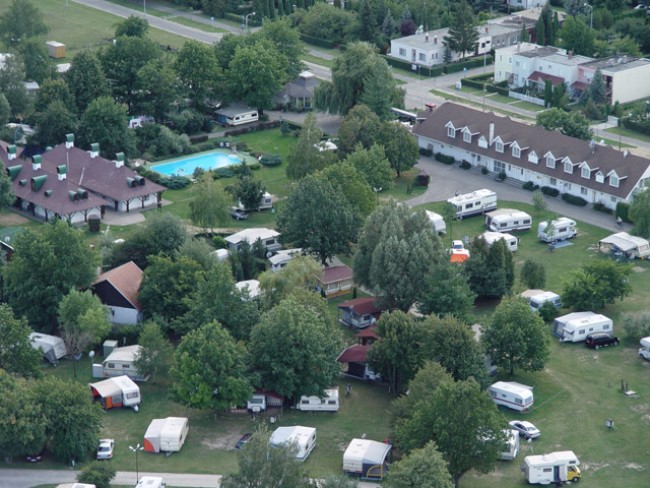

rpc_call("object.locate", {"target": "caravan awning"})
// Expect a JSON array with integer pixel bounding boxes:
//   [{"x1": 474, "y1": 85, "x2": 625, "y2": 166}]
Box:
[
  {"x1": 599, "y1": 232, "x2": 638, "y2": 252},
  {"x1": 89, "y1": 378, "x2": 121, "y2": 398}
]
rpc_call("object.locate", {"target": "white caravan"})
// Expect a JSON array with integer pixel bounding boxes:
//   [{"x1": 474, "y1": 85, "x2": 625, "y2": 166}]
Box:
[
  {"x1": 639, "y1": 337, "x2": 650, "y2": 360},
  {"x1": 553, "y1": 312, "x2": 613, "y2": 342},
  {"x1": 537, "y1": 218, "x2": 577, "y2": 243},
  {"x1": 215, "y1": 105, "x2": 259, "y2": 126},
  {"x1": 269, "y1": 426, "x2": 316, "y2": 462},
  {"x1": 247, "y1": 394, "x2": 267, "y2": 412},
  {"x1": 479, "y1": 231, "x2": 519, "y2": 252},
  {"x1": 500, "y1": 429, "x2": 520, "y2": 461},
  {"x1": 485, "y1": 209, "x2": 532, "y2": 232},
  {"x1": 447, "y1": 189, "x2": 497, "y2": 219},
  {"x1": 522, "y1": 451, "x2": 581, "y2": 485},
  {"x1": 527, "y1": 291, "x2": 562, "y2": 312},
  {"x1": 135, "y1": 477, "x2": 166, "y2": 488},
  {"x1": 425, "y1": 210, "x2": 447, "y2": 235},
  {"x1": 296, "y1": 388, "x2": 339, "y2": 412},
  {"x1": 29, "y1": 332, "x2": 67, "y2": 365},
  {"x1": 343, "y1": 438, "x2": 392, "y2": 480},
  {"x1": 237, "y1": 192, "x2": 274, "y2": 212},
  {"x1": 488, "y1": 381, "x2": 534, "y2": 412},
  {"x1": 599, "y1": 232, "x2": 650, "y2": 259}
]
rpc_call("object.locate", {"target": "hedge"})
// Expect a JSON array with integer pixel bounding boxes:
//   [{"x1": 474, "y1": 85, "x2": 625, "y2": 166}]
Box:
[
  {"x1": 300, "y1": 33, "x2": 336, "y2": 49},
  {"x1": 223, "y1": 12, "x2": 262, "y2": 27},
  {"x1": 616, "y1": 201, "x2": 632, "y2": 222},
  {"x1": 260, "y1": 154, "x2": 282, "y2": 167},
  {"x1": 621, "y1": 116, "x2": 650, "y2": 136},
  {"x1": 435, "y1": 153, "x2": 455, "y2": 164},
  {"x1": 462, "y1": 78, "x2": 485, "y2": 90},
  {"x1": 419, "y1": 147, "x2": 433, "y2": 157},
  {"x1": 541, "y1": 186, "x2": 559, "y2": 197},
  {"x1": 383, "y1": 56, "x2": 444, "y2": 77},
  {"x1": 523, "y1": 181, "x2": 540, "y2": 191},
  {"x1": 224, "y1": 120, "x2": 280, "y2": 137},
  {"x1": 593, "y1": 202, "x2": 613, "y2": 214},
  {"x1": 443, "y1": 55, "x2": 493, "y2": 74},
  {"x1": 561, "y1": 193, "x2": 588, "y2": 206},
  {"x1": 460, "y1": 160, "x2": 472, "y2": 170}
]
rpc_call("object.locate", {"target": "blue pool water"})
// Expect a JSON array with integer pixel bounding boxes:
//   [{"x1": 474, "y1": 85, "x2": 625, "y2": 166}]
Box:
[{"x1": 151, "y1": 150, "x2": 243, "y2": 176}]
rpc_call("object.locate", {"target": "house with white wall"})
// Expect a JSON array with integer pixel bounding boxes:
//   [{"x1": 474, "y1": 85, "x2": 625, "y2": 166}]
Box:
[
  {"x1": 92, "y1": 261, "x2": 144, "y2": 325},
  {"x1": 576, "y1": 56, "x2": 650, "y2": 105},
  {"x1": 412, "y1": 102, "x2": 650, "y2": 210}
]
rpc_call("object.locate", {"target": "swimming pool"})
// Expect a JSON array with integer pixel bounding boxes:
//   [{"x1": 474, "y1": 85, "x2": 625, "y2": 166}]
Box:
[{"x1": 151, "y1": 150, "x2": 243, "y2": 176}]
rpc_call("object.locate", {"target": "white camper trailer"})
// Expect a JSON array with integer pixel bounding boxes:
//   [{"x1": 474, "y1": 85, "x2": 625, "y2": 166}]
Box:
[
  {"x1": 135, "y1": 477, "x2": 166, "y2": 488},
  {"x1": 89, "y1": 375, "x2": 141, "y2": 410},
  {"x1": 485, "y1": 209, "x2": 532, "y2": 232},
  {"x1": 527, "y1": 291, "x2": 562, "y2": 312},
  {"x1": 500, "y1": 429, "x2": 520, "y2": 461},
  {"x1": 237, "y1": 192, "x2": 274, "y2": 212},
  {"x1": 537, "y1": 218, "x2": 577, "y2": 243},
  {"x1": 479, "y1": 231, "x2": 519, "y2": 252},
  {"x1": 269, "y1": 426, "x2": 316, "y2": 461},
  {"x1": 215, "y1": 104, "x2": 259, "y2": 126},
  {"x1": 488, "y1": 381, "x2": 534, "y2": 412},
  {"x1": 425, "y1": 210, "x2": 447, "y2": 235},
  {"x1": 144, "y1": 417, "x2": 189, "y2": 453},
  {"x1": 553, "y1": 312, "x2": 613, "y2": 342},
  {"x1": 29, "y1": 332, "x2": 67, "y2": 365},
  {"x1": 599, "y1": 232, "x2": 650, "y2": 260},
  {"x1": 343, "y1": 438, "x2": 392, "y2": 480},
  {"x1": 296, "y1": 388, "x2": 339, "y2": 412},
  {"x1": 640, "y1": 337, "x2": 650, "y2": 361},
  {"x1": 447, "y1": 189, "x2": 497, "y2": 219},
  {"x1": 522, "y1": 451, "x2": 581, "y2": 485}
]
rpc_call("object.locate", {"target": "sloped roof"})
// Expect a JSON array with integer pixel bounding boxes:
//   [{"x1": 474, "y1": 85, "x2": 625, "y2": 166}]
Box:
[
  {"x1": 356, "y1": 326, "x2": 379, "y2": 340},
  {"x1": 337, "y1": 344, "x2": 372, "y2": 363},
  {"x1": 338, "y1": 297, "x2": 381, "y2": 316},
  {"x1": 94, "y1": 261, "x2": 143, "y2": 310},
  {"x1": 225, "y1": 228, "x2": 280, "y2": 245},
  {"x1": 527, "y1": 71, "x2": 565, "y2": 86},
  {"x1": 320, "y1": 265, "x2": 353, "y2": 285},
  {"x1": 103, "y1": 344, "x2": 141, "y2": 364}
]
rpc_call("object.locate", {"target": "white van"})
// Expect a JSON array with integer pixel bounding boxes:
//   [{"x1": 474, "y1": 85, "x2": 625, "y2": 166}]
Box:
[
  {"x1": 537, "y1": 217, "x2": 577, "y2": 243},
  {"x1": 479, "y1": 231, "x2": 519, "y2": 252},
  {"x1": 296, "y1": 388, "x2": 339, "y2": 412},
  {"x1": 447, "y1": 189, "x2": 497, "y2": 219},
  {"x1": 522, "y1": 451, "x2": 581, "y2": 484},
  {"x1": 639, "y1": 337, "x2": 650, "y2": 360},
  {"x1": 488, "y1": 381, "x2": 534, "y2": 412},
  {"x1": 553, "y1": 312, "x2": 613, "y2": 342},
  {"x1": 425, "y1": 210, "x2": 447, "y2": 235},
  {"x1": 528, "y1": 291, "x2": 562, "y2": 312},
  {"x1": 485, "y1": 209, "x2": 532, "y2": 232}
]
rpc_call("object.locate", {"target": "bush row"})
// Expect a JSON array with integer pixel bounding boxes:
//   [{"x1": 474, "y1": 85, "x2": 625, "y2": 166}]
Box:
[
  {"x1": 300, "y1": 33, "x2": 336, "y2": 49},
  {"x1": 593, "y1": 202, "x2": 613, "y2": 214},
  {"x1": 260, "y1": 154, "x2": 282, "y2": 167},
  {"x1": 523, "y1": 181, "x2": 541, "y2": 191},
  {"x1": 419, "y1": 147, "x2": 433, "y2": 157},
  {"x1": 541, "y1": 186, "x2": 560, "y2": 197},
  {"x1": 435, "y1": 153, "x2": 455, "y2": 164},
  {"x1": 224, "y1": 120, "x2": 280, "y2": 137},
  {"x1": 561, "y1": 193, "x2": 588, "y2": 206}
]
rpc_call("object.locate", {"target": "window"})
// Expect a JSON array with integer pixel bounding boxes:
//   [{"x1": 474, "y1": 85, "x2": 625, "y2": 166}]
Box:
[
  {"x1": 546, "y1": 156, "x2": 555, "y2": 168},
  {"x1": 512, "y1": 146, "x2": 521, "y2": 158},
  {"x1": 610, "y1": 175, "x2": 619, "y2": 187},
  {"x1": 508, "y1": 57, "x2": 512, "y2": 63},
  {"x1": 476, "y1": 155, "x2": 481, "y2": 162},
  {"x1": 595, "y1": 172, "x2": 604, "y2": 183},
  {"x1": 515, "y1": 398, "x2": 522, "y2": 404},
  {"x1": 266, "y1": 239, "x2": 275, "y2": 246},
  {"x1": 464, "y1": 131, "x2": 471, "y2": 142},
  {"x1": 301, "y1": 399, "x2": 309, "y2": 405},
  {"x1": 604, "y1": 324, "x2": 610, "y2": 330},
  {"x1": 123, "y1": 364, "x2": 130, "y2": 369},
  {"x1": 543, "y1": 468, "x2": 553, "y2": 473},
  {"x1": 579, "y1": 329, "x2": 585, "y2": 335},
  {"x1": 399, "y1": 48, "x2": 406, "y2": 56},
  {"x1": 496, "y1": 141, "x2": 504, "y2": 153},
  {"x1": 447, "y1": 127, "x2": 455, "y2": 138},
  {"x1": 494, "y1": 161, "x2": 506, "y2": 174},
  {"x1": 327, "y1": 400, "x2": 336, "y2": 405},
  {"x1": 564, "y1": 161, "x2": 573, "y2": 174},
  {"x1": 465, "y1": 203, "x2": 474, "y2": 210},
  {"x1": 126, "y1": 392, "x2": 139, "y2": 399},
  {"x1": 581, "y1": 187, "x2": 587, "y2": 195},
  {"x1": 515, "y1": 61, "x2": 520, "y2": 67},
  {"x1": 550, "y1": 178, "x2": 557, "y2": 186},
  {"x1": 581, "y1": 166, "x2": 590, "y2": 178},
  {"x1": 418, "y1": 53, "x2": 425, "y2": 62},
  {"x1": 107, "y1": 363, "x2": 115, "y2": 369}
]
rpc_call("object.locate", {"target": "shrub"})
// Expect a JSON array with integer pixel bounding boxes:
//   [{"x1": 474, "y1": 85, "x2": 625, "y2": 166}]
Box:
[
  {"x1": 215, "y1": 167, "x2": 235, "y2": 178},
  {"x1": 415, "y1": 172, "x2": 430, "y2": 186},
  {"x1": 497, "y1": 171, "x2": 506, "y2": 181},
  {"x1": 593, "y1": 202, "x2": 613, "y2": 214},
  {"x1": 622, "y1": 311, "x2": 650, "y2": 342},
  {"x1": 419, "y1": 147, "x2": 433, "y2": 157},
  {"x1": 481, "y1": 166, "x2": 489, "y2": 175},
  {"x1": 161, "y1": 176, "x2": 191, "y2": 189},
  {"x1": 561, "y1": 193, "x2": 588, "y2": 206},
  {"x1": 541, "y1": 186, "x2": 560, "y2": 197},
  {"x1": 520, "y1": 259, "x2": 546, "y2": 289},
  {"x1": 523, "y1": 181, "x2": 539, "y2": 191},
  {"x1": 189, "y1": 134, "x2": 209, "y2": 144},
  {"x1": 77, "y1": 461, "x2": 116, "y2": 488},
  {"x1": 460, "y1": 160, "x2": 472, "y2": 170},
  {"x1": 248, "y1": 163, "x2": 261, "y2": 170},
  {"x1": 260, "y1": 154, "x2": 282, "y2": 167},
  {"x1": 538, "y1": 301, "x2": 560, "y2": 323},
  {"x1": 435, "y1": 153, "x2": 455, "y2": 165},
  {"x1": 616, "y1": 201, "x2": 631, "y2": 222}
]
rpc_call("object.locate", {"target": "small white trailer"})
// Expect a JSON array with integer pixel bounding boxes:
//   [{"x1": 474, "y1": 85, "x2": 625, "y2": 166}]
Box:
[
  {"x1": 296, "y1": 388, "x2": 339, "y2": 412},
  {"x1": 343, "y1": 438, "x2": 392, "y2": 480},
  {"x1": 537, "y1": 218, "x2": 577, "y2": 243},
  {"x1": 144, "y1": 417, "x2": 189, "y2": 453},
  {"x1": 215, "y1": 104, "x2": 259, "y2": 126},
  {"x1": 553, "y1": 312, "x2": 613, "y2": 342},
  {"x1": 522, "y1": 450, "x2": 581, "y2": 485},
  {"x1": 639, "y1": 336, "x2": 650, "y2": 360},
  {"x1": 488, "y1": 381, "x2": 534, "y2": 412},
  {"x1": 479, "y1": 231, "x2": 519, "y2": 252},
  {"x1": 447, "y1": 189, "x2": 497, "y2": 219},
  {"x1": 29, "y1": 332, "x2": 67, "y2": 365},
  {"x1": 425, "y1": 210, "x2": 447, "y2": 235},
  {"x1": 269, "y1": 426, "x2": 316, "y2": 462},
  {"x1": 237, "y1": 192, "x2": 274, "y2": 212},
  {"x1": 527, "y1": 291, "x2": 562, "y2": 312},
  {"x1": 500, "y1": 429, "x2": 520, "y2": 461},
  {"x1": 485, "y1": 208, "x2": 532, "y2": 232}
]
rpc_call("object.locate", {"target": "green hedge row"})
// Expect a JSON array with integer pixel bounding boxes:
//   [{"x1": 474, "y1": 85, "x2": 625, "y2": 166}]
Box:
[
  {"x1": 300, "y1": 33, "x2": 336, "y2": 49},
  {"x1": 561, "y1": 193, "x2": 588, "y2": 206},
  {"x1": 622, "y1": 117, "x2": 650, "y2": 136},
  {"x1": 444, "y1": 55, "x2": 493, "y2": 74},
  {"x1": 435, "y1": 153, "x2": 455, "y2": 164}
]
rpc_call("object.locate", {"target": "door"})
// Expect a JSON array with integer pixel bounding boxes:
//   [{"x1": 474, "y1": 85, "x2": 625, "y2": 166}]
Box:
[{"x1": 553, "y1": 465, "x2": 560, "y2": 483}]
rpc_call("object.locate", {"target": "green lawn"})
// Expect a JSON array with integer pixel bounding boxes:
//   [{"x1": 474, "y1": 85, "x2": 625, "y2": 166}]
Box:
[
  {"x1": 301, "y1": 53, "x2": 333, "y2": 68},
  {"x1": 485, "y1": 93, "x2": 516, "y2": 105},
  {"x1": 511, "y1": 100, "x2": 546, "y2": 112},
  {"x1": 605, "y1": 126, "x2": 650, "y2": 144},
  {"x1": 168, "y1": 15, "x2": 227, "y2": 33}
]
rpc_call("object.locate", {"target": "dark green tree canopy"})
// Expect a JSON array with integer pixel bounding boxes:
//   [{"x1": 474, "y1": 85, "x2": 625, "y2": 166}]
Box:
[
  {"x1": 115, "y1": 15, "x2": 149, "y2": 38},
  {"x1": 629, "y1": 182, "x2": 650, "y2": 239},
  {"x1": 0, "y1": 304, "x2": 42, "y2": 378},
  {"x1": 384, "y1": 441, "x2": 453, "y2": 488},
  {"x1": 175, "y1": 40, "x2": 221, "y2": 110},
  {"x1": 562, "y1": 260, "x2": 632, "y2": 310},
  {"x1": 78, "y1": 96, "x2": 135, "y2": 158},
  {"x1": 443, "y1": 1, "x2": 479, "y2": 60},
  {"x1": 418, "y1": 261, "x2": 475, "y2": 321},
  {"x1": 0, "y1": 0, "x2": 48, "y2": 48},
  {"x1": 536, "y1": 108, "x2": 593, "y2": 140},
  {"x1": 337, "y1": 104, "x2": 382, "y2": 155},
  {"x1": 344, "y1": 143, "x2": 394, "y2": 192},
  {"x1": 65, "y1": 51, "x2": 110, "y2": 114}
]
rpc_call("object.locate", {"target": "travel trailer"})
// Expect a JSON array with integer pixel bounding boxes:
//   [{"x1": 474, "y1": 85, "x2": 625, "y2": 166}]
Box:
[
  {"x1": 214, "y1": 104, "x2": 259, "y2": 126},
  {"x1": 500, "y1": 429, "x2": 520, "y2": 461},
  {"x1": 89, "y1": 375, "x2": 141, "y2": 410},
  {"x1": 425, "y1": 210, "x2": 447, "y2": 235},
  {"x1": 247, "y1": 394, "x2": 267, "y2": 413},
  {"x1": 553, "y1": 312, "x2": 613, "y2": 343},
  {"x1": 485, "y1": 208, "x2": 532, "y2": 232},
  {"x1": 599, "y1": 232, "x2": 650, "y2": 260},
  {"x1": 447, "y1": 189, "x2": 497, "y2": 219},
  {"x1": 522, "y1": 451, "x2": 581, "y2": 485},
  {"x1": 269, "y1": 426, "x2": 316, "y2": 461},
  {"x1": 144, "y1": 417, "x2": 190, "y2": 453},
  {"x1": 479, "y1": 231, "x2": 519, "y2": 252},
  {"x1": 537, "y1": 218, "x2": 577, "y2": 243},
  {"x1": 29, "y1": 332, "x2": 67, "y2": 365},
  {"x1": 488, "y1": 381, "x2": 534, "y2": 412},
  {"x1": 343, "y1": 438, "x2": 392, "y2": 480},
  {"x1": 296, "y1": 388, "x2": 339, "y2": 412},
  {"x1": 135, "y1": 477, "x2": 166, "y2": 488},
  {"x1": 527, "y1": 291, "x2": 562, "y2": 312},
  {"x1": 640, "y1": 337, "x2": 650, "y2": 360}
]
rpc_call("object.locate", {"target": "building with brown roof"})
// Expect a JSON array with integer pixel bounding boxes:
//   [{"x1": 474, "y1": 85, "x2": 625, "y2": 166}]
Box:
[
  {"x1": 412, "y1": 102, "x2": 650, "y2": 209},
  {"x1": 337, "y1": 327, "x2": 380, "y2": 380},
  {"x1": 338, "y1": 297, "x2": 382, "y2": 329},
  {"x1": 318, "y1": 265, "x2": 353, "y2": 298},
  {"x1": 92, "y1": 261, "x2": 144, "y2": 325}
]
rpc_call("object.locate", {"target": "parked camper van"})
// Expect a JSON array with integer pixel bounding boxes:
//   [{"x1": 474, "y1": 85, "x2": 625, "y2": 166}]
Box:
[
  {"x1": 522, "y1": 451, "x2": 581, "y2": 485},
  {"x1": 528, "y1": 291, "x2": 562, "y2": 312},
  {"x1": 269, "y1": 426, "x2": 316, "y2": 462},
  {"x1": 247, "y1": 394, "x2": 267, "y2": 413},
  {"x1": 135, "y1": 477, "x2": 165, "y2": 488},
  {"x1": 296, "y1": 388, "x2": 339, "y2": 412},
  {"x1": 237, "y1": 192, "x2": 273, "y2": 212},
  {"x1": 425, "y1": 210, "x2": 447, "y2": 235},
  {"x1": 485, "y1": 209, "x2": 532, "y2": 232},
  {"x1": 553, "y1": 312, "x2": 613, "y2": 343},
  {"x1": 214, "y1": 104, "x2": 259, "y2": 126},
  {"x1": 488, "y1": 381, "x2": 534, "y2": 412},
  {"x1": 479, "y1": 231, "x2": 519, "y2": 252},
  {"x1": 537, "y1": 217, "x2": 577, "y2": 243},
  {"x1": 447, "y1": 189, "x2": 497, "y2": 219},
  {"x1": 640, "y1": 337, "x2": 650, "y2": 360}
]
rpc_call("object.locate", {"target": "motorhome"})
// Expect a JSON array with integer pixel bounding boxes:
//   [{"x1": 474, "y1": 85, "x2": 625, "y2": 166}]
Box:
[
  {"x1": 479, "y1": 231, "x2": 519, "y2": 252},
  {"x1": 214, "y1": 104, "x2": 259, "y2": 126},
  {"x1": 522, "y1": 451, "x2": 581, "y2": 485},
  {"x1": 269, "y1": 426, "x2": 317, "y2": 462},
  {"x1": 488, "y1": 381, "x2": 534, "y2": 412},
  {"x1": 425, "y1": 210, "x2": 447, "y2": 235},
  {"x1": 639, "y1": 337, "x2": 650, "y2": 360},
  {"x1": 447, "y1": 189, "x2": 497, "y2": 219},
  {"x1": 537, "y1": 218, "x2": 577, "y2": 243},
  {"x1": 527, "y1": 291, "x2": 562, "y2": 312},
  {"x1": 553, "y1": 312, "x2": 613, "y2": 343},
  {"x1": 296, "y1": 388, "x2": 339, "y2": 412},
  {"x1": 485, "y1": 209, "x2": 532, "y2": 232}
]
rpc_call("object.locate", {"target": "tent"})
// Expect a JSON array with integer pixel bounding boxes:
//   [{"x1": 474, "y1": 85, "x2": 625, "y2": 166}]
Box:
[
  {"x1": 450, "y1": 249, "x2": 470, "y2": 263},
  {"x1": 89, "y1": 375, "x2": 141, "y2": 410},
  {"x1": 144, "y1": 417, "x2": 189, "y2": 453},
  {"x1": 29, "y1": 332, "x2": 67, "y2": 365},
  {"x1": 343, "y1": 438, "x2": 392, "y2": 480},
  {"x1": 599, "y1": 232, "x2": 650, "y2": 259}
]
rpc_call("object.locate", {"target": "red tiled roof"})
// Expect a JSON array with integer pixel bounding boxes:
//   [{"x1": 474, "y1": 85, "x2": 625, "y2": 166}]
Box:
[
  {"x1": 527, "y1": 71, "x2": 564, "y2": 86},
  {"x1": 320, "y1": 265, "x2": 353, "y2": 284},
  {"x1": 337, "y1": 344, "x2": 372, "y2": 363},
  {"x1": 93, "y1": 261, "x2": 143, "y2": 310},
  {"x1": 356, "y1": 326, "x2": 379, "y2": 340},
  {"x1": 338, "y1": 297, "x2": 380, "y2": 316}
]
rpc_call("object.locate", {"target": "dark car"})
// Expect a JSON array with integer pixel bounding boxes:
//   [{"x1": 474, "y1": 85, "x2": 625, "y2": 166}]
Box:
[
  {"x1": 235, "y1": 433, "x2": 253, "y2": 449},
  {"x1": 230, "y1": 207, "x2": 248, "y2": 221},
  {"x1": 586, "y1": 332, "x2": 620, "y2": 349}
]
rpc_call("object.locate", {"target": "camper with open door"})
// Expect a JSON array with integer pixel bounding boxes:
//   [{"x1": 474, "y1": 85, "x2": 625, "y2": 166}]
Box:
[
  {"x1": 553, "y1": 312, "x2": 613, "y2": 343},
  {"x1": 485, "y1": 208, "x2": 532, "y2": 232},
  {"x1": 522, "y1": 450, "x2": 581, "y2": 485},
  {"x1": 488, "y1": 381, "x2": 534, "y2": 412},
  {"x1": 479, "y1": 231, "x2": 519, "y2": 252},
  {"x1": 537, "y1": 217, "x2": 577, "y2": 243},
  {"x1": 447, "y1": 189, "x2": 497, "y2": 219},
  {"x1": 296, "y1": 388, "x2": 339, "y2": 412}
]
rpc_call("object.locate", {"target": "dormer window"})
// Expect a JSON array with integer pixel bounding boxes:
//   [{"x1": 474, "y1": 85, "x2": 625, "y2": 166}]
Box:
[
  {"x1": 564, "y1": 161, "x2": 573, "y2": 174},
  {"x1": 595, "y1": 171, "x2": 604, "y2": 183},
  {"x1": 528, "y1": 152, "x2": 538, "y2": 164},
  {"x1": 496, "y1": 141, "x2": 504, "y2": 153},
  {"x1": 447, "y1": 126, "x2": 456, "y2": 138},
  {"x1": 546, "y1": 155, "x2": 555, "y2": 168},
  {"x1": 512, "y1": 146, "x2": 521, "y2": 158},
  {"x1": 581, "y1": 166, "x2": 590, "y2": 179},
  {"x1": 610, "y1": 175, "x2": 619, "y2": 187},
  {"x1": 463, "y1": 131, "x2": 472, "y2": 143}
]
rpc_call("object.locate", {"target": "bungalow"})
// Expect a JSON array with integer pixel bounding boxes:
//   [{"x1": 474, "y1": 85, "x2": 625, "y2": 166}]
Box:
[
  {"x1": 337, "y1": 327, "x2": 380, "y2": 380},
  {"x1": 225, "y1": 228, "x2": 282, "y2": 254},
  {"x1": 268, "y1": 248, "x2": 302, "y2": 272},
  {"x1": 274, "y1": 71, "x2": 319, "y2": 111},
  {"x1": 92, "y1": 261, "x2": 144, "y2": 325},
  {"x1": 412, "y1": 102, "x2": 650, "y2": 209},
  {"x1": 338, "y1": 297, "x2": 382, "y2": 329},
  {"x1": 317, "y1": 265, "x2": 353, "y2": 298},
  {"x1": 102, "y1": 345, "x2": 148, "y2": 381}
]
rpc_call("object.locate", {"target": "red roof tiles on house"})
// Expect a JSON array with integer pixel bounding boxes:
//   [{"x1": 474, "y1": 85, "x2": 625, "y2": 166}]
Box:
[
  {"x1": 338, "y1": 297, "x2": 381, "y2": 316},
  {"x1": 337, "y1": 344, "x2": 372, "y2": 363},
  {"x1": 320, "y1": 265, "x2": 353, "y2": 285},
  {"x1": 93, "y1": 261, "x2": 143, "y2": 310}
]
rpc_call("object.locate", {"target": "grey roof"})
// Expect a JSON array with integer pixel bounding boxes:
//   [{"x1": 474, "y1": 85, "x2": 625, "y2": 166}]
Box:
[
  {"x1": 541, "y1": 53, "x2": 593, "y2": 66},
  {"x1": 516, "y1": 46, "x2": 563, "y2": 58},
  {"x1": 216, "y1": 104, "x2": 257, "y2": 117},
  {"x1": 412, "y1": 102, "x2": 650, "y2": 200},
  {"x1": 584, "y1": 56, "x2": 650, "y2": 73}
]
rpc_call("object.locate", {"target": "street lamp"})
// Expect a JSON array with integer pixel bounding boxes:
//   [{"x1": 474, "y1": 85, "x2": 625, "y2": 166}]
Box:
[
  {"x1": 584, "y1": 2, "x2": 593, "y2": 29},
  {"x1": 128, "y1": 443, "x2": 144, "y2": 483},
  {"x1": 244, "y1": 12, "x2": 256, "y2": 33}
]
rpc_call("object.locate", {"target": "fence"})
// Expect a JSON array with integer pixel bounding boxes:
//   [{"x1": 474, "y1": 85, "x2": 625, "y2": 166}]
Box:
[{"x1": 508, "y1": 91, "x2": 545, "y2": 107}]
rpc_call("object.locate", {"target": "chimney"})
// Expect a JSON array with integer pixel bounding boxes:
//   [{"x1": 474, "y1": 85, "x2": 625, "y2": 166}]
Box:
[
  {"x1": 65, "y1": 133, "x2": 74, "y2": 149},
  {"x1": 485, "y1": 26, "x2": 489, "y2": 33},
  {"x1": 434, "y1": 35, "x2": 438, "y2": 44},
  {"x1": 7, "y1": 145, "x2": 16, "y2": 161},
  {"x1": 89, "y1": 143, "x2": 99, "y2": 159},
  {"x1": 114, "y1": 152, "x2": 125, "y2": 168},
  {"x1": 425, "y1": 33, "x2": 429, "y2": 42},
  {"x1": 489, "y1": 123, "x2": 495, "y2": 145},
  {"x1": 32, "y1": 154, "x2": 42, "y2": 170},
  {"x1": 568, "y1": 51, "x2": 573, "y2": 59},
  {"x1": 57, "y1": 164, "x2": 67, "y2": 181}
]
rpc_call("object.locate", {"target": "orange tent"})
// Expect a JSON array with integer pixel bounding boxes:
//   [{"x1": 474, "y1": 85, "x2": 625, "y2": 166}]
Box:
[{"x1": 450, "y1": 250, "x2": 470, "y2": 263}]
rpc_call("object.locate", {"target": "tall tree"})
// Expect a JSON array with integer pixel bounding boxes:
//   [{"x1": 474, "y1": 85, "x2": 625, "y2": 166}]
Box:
[
  {"x1": 229, "y1": 174, "x2": 266, "y2": 212},
  {"x1": 337, "y1": 104, "x2": 382, "y2": 156},
  {"x1": 285, "y1": 112, "x2": 327, "y2": 180},
  {"x1": 65, "y1": 51, "x2": 110, "y2": 114},
  {"x1": 520, "y1": 259, "x2": 546, "y2": 289},
  {"x1": 258, "y1": 255, "x2": 322, "y2": 309},
  {"x1": 171, "y1": 321, "x2": 251, "y2": 410},
  {"x1": 588, "y1": 68, "x2": 606, "y2": 104},
  {"x1": 34, "y1": 100, "x2": 77, "y2": 148},
  {"x1": 629, "y1": 183, "x2": 650, "y2": 238},
  {"x1": 17, "y1": 37, "x2": 51, "y2": 84},
  {"x1": 483, "y1": 296, "x2": 550, "y2": 375},
  {"x1": 0, "y1": 304, "x2": 42, "y2": 378},
  {"x1": 0, "y1": 162, "x2": 14, "y2": 210},
  {"x1": 5, "y1": 221, "x2": 98, "y2": 332},
  {"x1": 78, "y1": 96, "x2": 135, "y2": 158},
  {"x1": 0, "y1": 0, "x2": 48, "y2": 48},
  {"x1": 418, "y1": 261, "x2": 475, "y2": 321},
  {"x1": 559, "y1": 15, "x2": 595, "y2": 56},
  {"x1": 34, "y1": 78, "x2": 76, "y2": 115},
  {"x1": 443, "y1": 0, "x2": 479, "y2": 60},
  {"x1": 536, "y1": 108, "x2": 593, "y2": 140},
  {"x1": 258, "y1": 18, "x2": 305, "y2": 79},
  {"x1": 360, "y1": 62, "x2": 404, "y2": 120},
  {"x1": 379, "y1": 121, "x2": 419, "y2": 177},
  {"x1": 249, "y1": 293, "x2": 342, "y2": 400},
  {"x1": 384, "y1": 442, "x2": 453, "y2": 488},
  {"x1": 175, "y1": 40, "x2": 221, "y2": 110},
  {"x1": 562, "y1": 260, "x2": 632, "y2": 310},
  {"x1": 189, "y1": 173, "x2": 231, "y2": 234},
  {"x1": 0, "y1": 55, "x2": 29, "y2": 118},
  {"x1": 134, "y1": 320, "x2": 174, "y2": 383},
  {"x1": 465, "y1": 237, "x2": 513, "y2": 298},
  {"x1": 320, "y1": 162, "x2": 376, "y2": 217},
  {"x1": 357, "y1": 0, "x2": 379, "y2": 44},
  {"x1": 344, "y1": 143, "x2": 394, "y2": 192},
  {"x1": 114, "y1": 15, "x2": 149, "y2": 38},
  {"x1": 135, "y1": 56, "x2": 180, "y2": 121}
]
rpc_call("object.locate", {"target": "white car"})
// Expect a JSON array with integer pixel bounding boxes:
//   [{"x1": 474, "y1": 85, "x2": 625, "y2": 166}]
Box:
[
  {"x1": 508, "y1": 420, "x2": 541, "y2": 439},
  {"x1": 97, "y1": 438, "x2": 114, "y2": 460}
]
